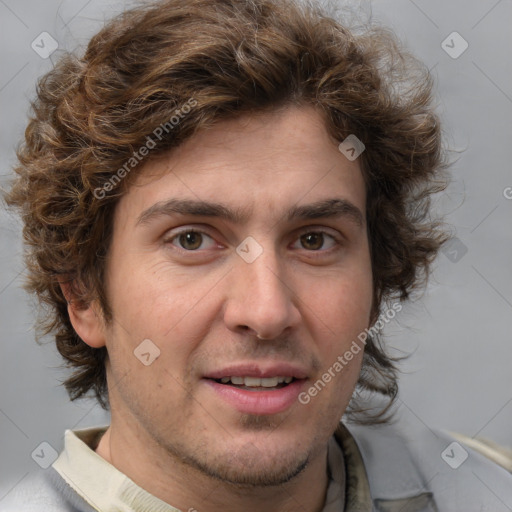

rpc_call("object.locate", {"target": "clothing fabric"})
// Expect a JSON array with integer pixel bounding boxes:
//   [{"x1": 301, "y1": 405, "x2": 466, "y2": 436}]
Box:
[{"x1": 2, "y1": 412, "x2": 512, "y2": 511}]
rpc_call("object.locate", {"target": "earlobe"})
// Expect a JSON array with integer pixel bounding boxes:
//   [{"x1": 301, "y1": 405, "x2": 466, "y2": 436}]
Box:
[{"x1": 59, "y1": 282, "x2": 107, "y2": 349}]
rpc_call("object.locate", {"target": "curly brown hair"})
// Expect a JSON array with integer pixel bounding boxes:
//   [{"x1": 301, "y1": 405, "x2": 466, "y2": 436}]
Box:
[{"x1": 4, "y1": 0, "x2": 449, "y2": 423}]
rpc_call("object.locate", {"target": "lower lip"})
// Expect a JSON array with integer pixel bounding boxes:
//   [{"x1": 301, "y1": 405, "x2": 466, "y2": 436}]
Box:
[{"x1": 204, "y1": 379, "x2": 305, "y2": 415}]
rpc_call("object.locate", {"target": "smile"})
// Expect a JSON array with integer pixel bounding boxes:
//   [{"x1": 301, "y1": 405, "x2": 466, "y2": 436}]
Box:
[{"x1": 215, "y1": 376, "x2": 294, "y2": 389}]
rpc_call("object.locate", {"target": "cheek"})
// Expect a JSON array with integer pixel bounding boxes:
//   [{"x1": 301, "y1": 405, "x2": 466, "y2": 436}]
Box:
[
  {"x1": 341, "y1": 275, "x2": 373, "y2": 326},
  {"x1": 106, "y1": 254, "x2": 180, "y2": 330},
  {"x1": 304, "y1": 265, "x2": 373, "y2": 372},
  {"x1": 104, "y1": 259, "x2": 217, "y2": 374},
  {"x1": 307, "y1": 269, "x2": 373, "y2": 330}
]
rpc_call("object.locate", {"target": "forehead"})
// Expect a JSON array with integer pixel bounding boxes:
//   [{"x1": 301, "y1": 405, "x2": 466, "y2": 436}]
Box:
[{"x1": 116, "y1": 106, "x2": 366, "y2": 227}]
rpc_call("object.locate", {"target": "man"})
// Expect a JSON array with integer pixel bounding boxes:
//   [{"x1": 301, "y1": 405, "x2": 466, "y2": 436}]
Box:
[{"x1": 3, "y1": 0, "x2": 512, "y2": 510}]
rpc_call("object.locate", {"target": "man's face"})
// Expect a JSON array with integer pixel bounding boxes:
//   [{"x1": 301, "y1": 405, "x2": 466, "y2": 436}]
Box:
[{"x1": 100, "y1": 106, "x2": 373, "y2": 486}]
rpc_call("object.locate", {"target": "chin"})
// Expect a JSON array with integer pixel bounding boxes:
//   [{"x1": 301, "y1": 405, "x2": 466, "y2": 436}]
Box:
[
  {"x1": 194, "y1": 450, "x2": 310, "y2": 488},
  {"x1": 167, "y1": 431, "x2": 312, "y2": 488}
]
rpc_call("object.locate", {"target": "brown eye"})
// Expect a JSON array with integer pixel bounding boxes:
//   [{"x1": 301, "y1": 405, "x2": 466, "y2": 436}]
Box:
[
  {"x1": 299, "y1": 231, "x2": 341, "y2": 253},
  {"x1": 178, "y1": 232, "x2": 203, "y2": 250},
  {"x1": 300, "y1": 232, "x2": 325, "y2": 250},
  {"x1": 167, "y1": 230, "x2": 216, "y2": 251}
]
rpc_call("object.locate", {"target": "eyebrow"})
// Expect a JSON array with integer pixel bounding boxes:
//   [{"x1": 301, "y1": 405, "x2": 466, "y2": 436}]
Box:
[{"x1": 136, "y1": 198, "x2": 364, "y2": 228}]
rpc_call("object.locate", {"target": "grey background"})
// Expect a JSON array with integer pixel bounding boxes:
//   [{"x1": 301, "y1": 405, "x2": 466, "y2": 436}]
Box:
[{"x1": 1, "y1": 0, "x2": 511, "y2": 500}]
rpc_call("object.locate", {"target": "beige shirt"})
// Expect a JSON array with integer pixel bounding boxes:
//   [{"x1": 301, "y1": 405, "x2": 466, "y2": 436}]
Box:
[{"x1": 52, "y1": 424, "x2": 374, "y2": 511}]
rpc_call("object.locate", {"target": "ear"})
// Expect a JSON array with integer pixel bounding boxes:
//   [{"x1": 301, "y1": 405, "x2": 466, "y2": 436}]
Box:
[{"x1": 60, "y1": 281, "x2": 106, "y2": 349}]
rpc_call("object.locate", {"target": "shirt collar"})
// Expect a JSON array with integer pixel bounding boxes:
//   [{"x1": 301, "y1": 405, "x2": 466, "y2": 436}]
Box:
[
  {"x1": 333, "y1": 422, "x2": 374, "y2": 511},
  {"x1": 53, "y1": 427, "x2": 180, "y2": 512}
]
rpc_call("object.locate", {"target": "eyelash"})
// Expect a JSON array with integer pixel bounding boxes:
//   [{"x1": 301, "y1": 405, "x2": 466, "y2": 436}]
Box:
[{"x1": 164, "y1": 227, "x2": 343, "y2": 256}]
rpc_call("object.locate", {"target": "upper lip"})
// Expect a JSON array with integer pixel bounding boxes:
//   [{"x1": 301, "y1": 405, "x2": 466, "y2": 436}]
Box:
[{"x1": 204, "y1": 363, "x2": 309, "y2": 380}]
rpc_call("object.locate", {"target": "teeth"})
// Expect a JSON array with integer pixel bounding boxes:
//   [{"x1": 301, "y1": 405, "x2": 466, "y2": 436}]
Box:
[{"x1": 219, "y1": 376, "x2": 294, "y2": 387}]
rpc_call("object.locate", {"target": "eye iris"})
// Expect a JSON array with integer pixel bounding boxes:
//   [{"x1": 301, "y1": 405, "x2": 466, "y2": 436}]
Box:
[
  {"x1": 301, "y1": 233, "x2": 323, "y2": 250},
  {"x1": 179, "y1": 232, "x2": 202, "y2": 250}
]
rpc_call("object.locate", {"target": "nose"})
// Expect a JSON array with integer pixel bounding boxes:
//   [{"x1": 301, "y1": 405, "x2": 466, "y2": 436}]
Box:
[{"x1": 223, "y1": 242, "x2": 301, "y2": 340}]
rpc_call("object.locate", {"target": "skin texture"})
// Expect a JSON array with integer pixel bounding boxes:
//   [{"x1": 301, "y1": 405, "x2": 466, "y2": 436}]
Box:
[{"x1": 66, "y1": 106, "x2": 374, "y2": 512}]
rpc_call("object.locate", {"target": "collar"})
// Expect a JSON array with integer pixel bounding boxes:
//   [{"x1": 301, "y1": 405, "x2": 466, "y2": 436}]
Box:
[
  {"x1": 53, "y1": 427, "x2": 180, "y2": 511},
  {"x1": 333, "y1": 423, "x2": 373, "y2": 511}
]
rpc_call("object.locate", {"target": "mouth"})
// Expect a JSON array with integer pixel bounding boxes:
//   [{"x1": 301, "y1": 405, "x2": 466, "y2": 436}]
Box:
[
  {"x1": 212, "y1": 375, "x2": 296, "y2": 391},
  {"x1": 203, "y1": 365, "x2": 308, "y2": 415}
]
